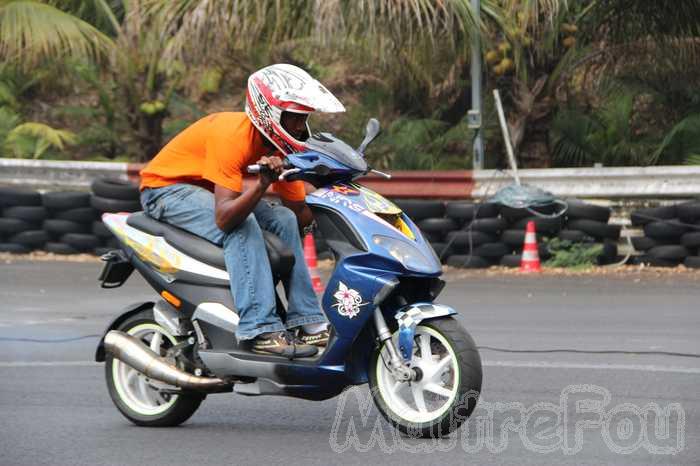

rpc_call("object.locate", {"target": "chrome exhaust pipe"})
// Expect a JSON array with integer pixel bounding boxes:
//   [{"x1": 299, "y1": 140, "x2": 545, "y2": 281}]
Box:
[{"x1": 104, "y1": 330, "x2": 229, "y2": 391}]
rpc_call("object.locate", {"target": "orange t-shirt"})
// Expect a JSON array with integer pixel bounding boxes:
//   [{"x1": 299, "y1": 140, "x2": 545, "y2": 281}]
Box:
[{"x1": 140, "y1": 112, "x2": 306, "y2": 202}]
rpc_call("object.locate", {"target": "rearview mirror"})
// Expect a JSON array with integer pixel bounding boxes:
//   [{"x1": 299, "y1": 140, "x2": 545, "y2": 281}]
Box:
[{"x1": 357, "y1": 118, "x2": 381, "y2": 155}]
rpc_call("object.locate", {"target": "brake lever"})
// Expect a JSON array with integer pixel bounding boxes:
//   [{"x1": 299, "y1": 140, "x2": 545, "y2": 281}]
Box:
[{"x1": 279, "y1": 168, "x2": 302, "y2": 181}]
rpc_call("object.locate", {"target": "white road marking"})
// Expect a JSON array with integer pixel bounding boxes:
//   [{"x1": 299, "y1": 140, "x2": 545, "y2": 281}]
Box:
[
  {"x1": 483, "y1": 360, "x2": 700, "y2": 374},
  {"x1": 0, "y1": 360, "x2": 698, "y2": 374}
]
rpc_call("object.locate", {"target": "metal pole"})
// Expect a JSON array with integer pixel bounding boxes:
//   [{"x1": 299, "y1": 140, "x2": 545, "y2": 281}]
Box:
[
  {"x1": 470, "y1": 0, "x2": 484, "y2": 170},
  {"x1": 493, "y1": 89, "x2": 520, "y2": 185}
]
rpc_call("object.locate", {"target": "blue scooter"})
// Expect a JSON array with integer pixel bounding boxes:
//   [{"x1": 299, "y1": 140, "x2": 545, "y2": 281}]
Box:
[{"x1": 94, "y1": 119, "x2": 482, "y2": 437}]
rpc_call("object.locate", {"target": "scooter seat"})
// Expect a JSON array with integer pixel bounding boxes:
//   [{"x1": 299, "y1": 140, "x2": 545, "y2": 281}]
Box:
[{"x1": 126, "y1": 212, "x2": 295, "y2": 277}]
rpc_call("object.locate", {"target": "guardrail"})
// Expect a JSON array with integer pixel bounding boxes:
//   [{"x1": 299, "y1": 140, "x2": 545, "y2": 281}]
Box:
[{"x1": 2, "y1": 158, "x2": 699, "y2": 200}]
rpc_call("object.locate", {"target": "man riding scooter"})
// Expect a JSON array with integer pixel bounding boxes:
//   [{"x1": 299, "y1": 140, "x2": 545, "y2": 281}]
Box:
[{"x1": 139, "y1": 64, "x2": 346, "y2": 358}]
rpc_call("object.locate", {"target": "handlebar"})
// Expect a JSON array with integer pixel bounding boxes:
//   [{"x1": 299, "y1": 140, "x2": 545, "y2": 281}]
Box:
[{"x1": 246, "y1": 163, "x2": 301, "y2": 181}]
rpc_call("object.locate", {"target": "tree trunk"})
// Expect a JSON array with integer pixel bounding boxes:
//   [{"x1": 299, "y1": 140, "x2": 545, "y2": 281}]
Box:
[{"x1": 137, "y1": 113, "x2": 165, "y2": 162}]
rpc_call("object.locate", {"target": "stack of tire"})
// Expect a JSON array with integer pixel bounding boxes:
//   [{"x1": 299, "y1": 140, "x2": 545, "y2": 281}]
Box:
[
  {"x1": 629, "y1": 201, "x2": 700, "y2": 268},
  {"x1": 42, "y1": 190, "x2": 104, "y2": 255},
  {"x1": 393, "y1": 199, "x2": 509, "y2": 269},
  {"x1": 393, "y1": 198, "x2": 619, "y2": 269},
  {"x1": 90, "y1": 177, "x2": 142, "y2": 253},
  {"x1": 0, "y1": 187, "x2": 49, "y2": 254},
  {"x1": 496, "y1": 200, "x2": 620, "y2": 268}
]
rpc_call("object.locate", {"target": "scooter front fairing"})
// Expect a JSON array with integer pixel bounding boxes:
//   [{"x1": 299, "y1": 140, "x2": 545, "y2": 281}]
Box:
[{"x1": 306, "y1": 182, "x2": 443, "y2": 376}]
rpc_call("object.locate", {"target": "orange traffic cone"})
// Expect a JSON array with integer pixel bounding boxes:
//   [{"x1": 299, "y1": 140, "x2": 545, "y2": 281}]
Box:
[
  {"x1": 520, "y1": 220, "x2": 541, "y2": 272},
  {"x1": 304, "y1": 233, "x2": 324, "y2": 293}
]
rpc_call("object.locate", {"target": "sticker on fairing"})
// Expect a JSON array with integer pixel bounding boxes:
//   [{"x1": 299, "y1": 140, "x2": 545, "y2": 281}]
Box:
[{"x1": 332, "y1": 281, "x2": 368, "y2": 319}]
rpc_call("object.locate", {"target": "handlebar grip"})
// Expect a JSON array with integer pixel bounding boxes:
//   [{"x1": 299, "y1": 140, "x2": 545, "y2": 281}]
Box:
[{"x1": 247, "y1": 164, "x2": 261, "y2": 174}]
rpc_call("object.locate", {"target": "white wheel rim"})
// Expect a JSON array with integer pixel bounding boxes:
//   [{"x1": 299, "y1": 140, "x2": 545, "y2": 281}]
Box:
[
  {"x1": 112, "y1": 323, "x2": 179, "y2": 416},
  {"x1": 376, "y1": 325, "x2": 460, "y2": 424}
]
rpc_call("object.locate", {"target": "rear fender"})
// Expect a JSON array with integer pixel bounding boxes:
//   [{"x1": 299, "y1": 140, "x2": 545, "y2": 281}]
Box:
[{"x1": 94, "y1": 301, "x2": 154, "y2": 362}]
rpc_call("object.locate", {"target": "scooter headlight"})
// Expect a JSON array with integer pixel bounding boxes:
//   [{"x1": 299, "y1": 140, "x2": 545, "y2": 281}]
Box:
[{"x1": 372, "y1": 235, "x2": 440, "y2": 273}]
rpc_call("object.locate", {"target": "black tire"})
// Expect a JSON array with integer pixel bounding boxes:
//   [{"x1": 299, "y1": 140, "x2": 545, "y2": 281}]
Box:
[
  {"x1": 368, "y1": 317, "x2": 481, "y2": 438},
  {"x1": 9, "y1": 230, "x2": 49, "y2": 248},
  {"x1": 393, "y1": 199, "x2": 445, "y2": 222},
  {"x1": 567, "y1": 219, "x2": 621, "y2": 240},
  {"x1": 444, "y1": 230, "x2": 497, "y2": 252},
  {"x1": 558, "y1": 229, "x2": 595, "y2": 243},
  {"x1": 464, "y1": 217, "x2": 508, "y2": 234},
  {"x1": 597, "y1": 241, "x2": 619, "y2": 265},
  {"x1": 683, "y1": 256, "x2": 700, "y2": 268},
  {"x1": 94, "y1": 246, "x2": 114, "y2": 256},
  {"x1": 105, "y1": 237, "x2": 121, "y2": 248},
  {"x1": 499, "y1": 203, "x2": 555, "y2": 222},
  {"x1": 681, "y1": 231, "x2": 700, "y2": 249},
  {"x1": 91, "y1": 178, "x2": 140, "y2": 201},
  {"x1": 44, "y1": 242, "x2": 80, "y2": 255},
  {"x1": 0, "y1": 242, "x2": 31, "y2": 254},
  {"x1": 638, "y1": 255, "x2": 681, "y2": 267},
  {"x1": 0, "y1": 187, "x2": 42, "y2": 207},
  {"x1": 91, "y1": 195, "x2": 142, "y2": 213},
  {"x1": 0, "y1": 217, "x2": 33, "y2": 235},
  {"x1": 92, "y1": 220, "x2": 113, "y2": 238},
  {"x1": 472, "y1": 242, "x2": 510, "y2": 258},
  {"x1": 513, "y1": 216, "x2": 563, "y2": 235},
  {"x1": 445, "y1": 254, "x2": 495, "y2": 268},
  {"x1": 43, "y1": 219, "x2": 90, "y2": 236},
  {"x1": 647, "y1": 245, "x2": 690, "y2": 261},
  {"x1": 418, "y1": 217, "x2": 458, "y2": 234},
  {"x1": 643, "y1": 221, "x2": 688, "y2": 241},
  {"x1": 420, "y1": 231, "x2": 444, "y2": 243},
  {"x1": 500, "y1": 254, "x2": 522, "y2": 268},
  {"x1": 54, "y1": 207, "x2": 99, "y2": 223},
  {"x1": 631, "y1": 236, "x2": 664, "y2": 252},
  {"x1": 630, "y1": 205, "x2": 677, "y2": 226},
  {"x1": 61, "y1": 233, "x2": 101, "y2": 251},
  {"x1": 565, "y1": 200, "x2": 611, "y2": 223},
  {"x1": 42, "y1": 191, "x2": 91, "y2": 210},
  {"x1": 445, "y1": 202, "x2": 477, "y2": 221},
  {"x1": 2, "y1": 206, "x2": 48, "y2": 224},
  {"x1": 676, "y1": 201, "x2": 700, "y2": 224},
  {"x1": 105, "y1": 309, "x2": 204, "y2": 427},
  {"x1": 500, "y1": 229, "x2": 525, "y2": 248},
  {"x1": 429, "y1": 242, "x2": 452, "y2": 261}
]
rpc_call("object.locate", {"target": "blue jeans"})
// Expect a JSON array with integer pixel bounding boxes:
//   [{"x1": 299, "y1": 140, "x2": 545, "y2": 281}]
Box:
[{"x1": 140, "y1": 183, "x2": 326, "y2": 340}]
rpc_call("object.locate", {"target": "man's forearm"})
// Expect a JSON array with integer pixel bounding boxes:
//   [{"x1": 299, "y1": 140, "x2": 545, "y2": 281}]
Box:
[{"x1": 215, "y1": 181, "x2": 267, "y2": 232}]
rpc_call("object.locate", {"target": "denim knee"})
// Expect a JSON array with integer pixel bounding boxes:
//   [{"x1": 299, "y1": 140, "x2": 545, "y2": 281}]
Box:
[{"x1": 276, "y1": 206, "x2": 298, "y2": 232}]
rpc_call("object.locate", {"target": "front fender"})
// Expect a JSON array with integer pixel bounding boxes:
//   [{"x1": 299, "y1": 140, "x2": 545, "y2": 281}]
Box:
[
  {"x1": 394, "y1": 302, "x2": 457, "y2": 361},
  {"x1": 94, "y1": 301, "x2": 154, "y2": 362}
]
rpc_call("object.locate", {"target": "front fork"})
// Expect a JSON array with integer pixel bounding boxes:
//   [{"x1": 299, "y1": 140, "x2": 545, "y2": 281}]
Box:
[{"x1": 373, "y1": 308, "x2": 416, "y2": 382}]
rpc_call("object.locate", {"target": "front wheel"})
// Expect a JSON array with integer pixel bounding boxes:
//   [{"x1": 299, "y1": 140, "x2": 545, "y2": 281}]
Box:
[
  {"x1": 368, "y1": 317, "x2": 482, "y2": 437},
  {"x1": 105, "y1": 309, "x2": 204, "y2": 427}
]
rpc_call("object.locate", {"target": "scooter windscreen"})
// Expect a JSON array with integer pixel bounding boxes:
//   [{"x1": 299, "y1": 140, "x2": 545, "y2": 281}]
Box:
[{"x1": 305, "y1": 132, "x2": 367, "y2": 172}]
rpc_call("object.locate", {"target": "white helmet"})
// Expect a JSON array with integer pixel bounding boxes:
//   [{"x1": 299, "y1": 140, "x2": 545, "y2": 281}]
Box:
[{"x1": 245, "y1": 64, "x2": 345, "y2": 155}]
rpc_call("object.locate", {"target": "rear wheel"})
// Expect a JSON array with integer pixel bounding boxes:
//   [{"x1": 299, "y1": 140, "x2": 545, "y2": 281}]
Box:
[
  {"x1": 369, "y1": 317, "x2": 482, "y2": 437},
  {"x1": 105, "y1": 309, "x2": 204, "y2": 426}
]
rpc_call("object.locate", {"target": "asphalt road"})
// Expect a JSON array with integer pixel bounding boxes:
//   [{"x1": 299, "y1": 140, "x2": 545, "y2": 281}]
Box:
[{"x1": 1, "y1": 260, "x2": 699, "y2": 466}]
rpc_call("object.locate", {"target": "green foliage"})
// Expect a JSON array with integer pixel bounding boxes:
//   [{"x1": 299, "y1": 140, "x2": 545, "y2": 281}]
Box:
[
  {"x1": 551, "y1": 90, "x2": 657, "y2": 166},
  {"x1": 5, "y1": 122, "x2": 76, "y2": 159},
  {"x1": 652, "y1": 114, "x2": 700, "y2": 165},
  {"x1": 544, "y1": 238, "x2": 602, "y2": 269},
  {"x1": 199, "y1": 68, "x2": 223, "y2": 95}
]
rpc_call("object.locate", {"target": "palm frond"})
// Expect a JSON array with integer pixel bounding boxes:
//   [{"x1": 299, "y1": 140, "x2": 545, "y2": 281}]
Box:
[
  {"x1": 6, "y1": 122, "x2": 77, "y2": 159},
  {"x1": 652, "y1": 114, "x2": 700, "y2": 165},
  {"x1": 0, "y1": 0, "x2": 114, "y2": 69}
]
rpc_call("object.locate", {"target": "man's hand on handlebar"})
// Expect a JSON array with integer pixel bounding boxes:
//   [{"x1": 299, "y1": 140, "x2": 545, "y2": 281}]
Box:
[{"x1": 256, "y1": 155, "x2": 284, "y2": 187}]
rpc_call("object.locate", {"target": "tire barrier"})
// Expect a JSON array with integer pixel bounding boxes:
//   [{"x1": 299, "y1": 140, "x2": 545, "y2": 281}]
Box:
[
  {"x1": 630, "y1": 200, "x2": 700, "y2": 268},
  {"x1": 0, "y1": 179, "x2": 140, "y2": 255},
  {"x1": 397, "y1": 198, "x2": 618, "y2": 269}
]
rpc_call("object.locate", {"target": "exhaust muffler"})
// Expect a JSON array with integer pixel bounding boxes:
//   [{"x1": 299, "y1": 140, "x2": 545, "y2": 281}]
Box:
[{"x1": 104, "y1": 330, "x2": 229, "y2": 391}]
